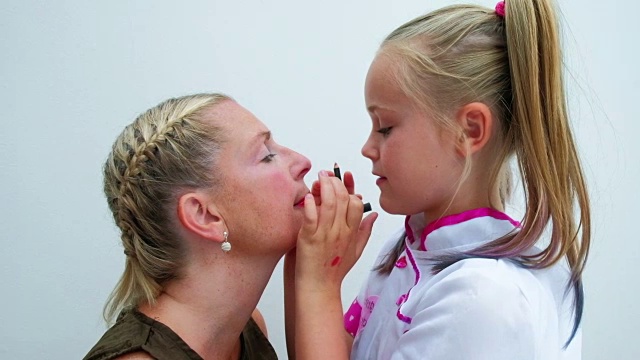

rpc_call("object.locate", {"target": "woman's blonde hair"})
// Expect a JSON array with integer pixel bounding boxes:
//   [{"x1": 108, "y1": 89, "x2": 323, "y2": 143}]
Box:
[
  {"x1": 102, "y1": 93, "x2": 230, "y2": 324},
  {"x1": 374, "y1": 0, "x2": 590, "y2": 344}
]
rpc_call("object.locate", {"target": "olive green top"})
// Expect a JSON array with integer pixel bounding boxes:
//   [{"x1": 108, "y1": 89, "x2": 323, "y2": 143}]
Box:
[{"x1": 83, "y1": 309, "x2": 278, "y2": 360}]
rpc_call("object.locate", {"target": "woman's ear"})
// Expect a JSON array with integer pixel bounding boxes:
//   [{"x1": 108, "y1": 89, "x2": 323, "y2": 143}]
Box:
[
  {"x1": 177, "y1": 192, "x2": 226, "y2": 244},
  {"x1": 455, "y1": 102, "x2": 494, "y2": 157}
]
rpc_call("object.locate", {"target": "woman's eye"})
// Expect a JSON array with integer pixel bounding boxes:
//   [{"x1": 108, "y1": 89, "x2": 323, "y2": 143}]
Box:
[
  {"x1": 377, "y1": 127, "x2": 393, "y2": 136},
  {"x1": 261, "y1": 153, "x2": 277, "y2": 163}
]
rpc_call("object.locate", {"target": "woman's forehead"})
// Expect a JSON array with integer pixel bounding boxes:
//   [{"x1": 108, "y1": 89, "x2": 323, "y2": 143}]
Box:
[{"x1": 206, "y1": 100, "x2": 269, "y2": 136}]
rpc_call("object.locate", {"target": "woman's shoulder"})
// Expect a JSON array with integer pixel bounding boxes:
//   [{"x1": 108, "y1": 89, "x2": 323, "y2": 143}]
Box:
[
  {"x1": 250, "y1": 308, "x2": 268, "y2": 338},
  {"x1": 242, "y1": 310, "x2": 279, "y2": 359},
  {"x1": 83, "y1": 309, "x2": 202, "y2": 360},
  {"x1": 112, "y1": 352, "x2": 154, "y2": 360},
  {"x1": 83, "y1": 310, "x2": 150, "y2": 360}
]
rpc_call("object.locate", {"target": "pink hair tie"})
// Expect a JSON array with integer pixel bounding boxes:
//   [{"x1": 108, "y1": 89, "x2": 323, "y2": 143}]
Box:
[{"x1": 495, "y1": 1, "x2": 505, "y2": 18}]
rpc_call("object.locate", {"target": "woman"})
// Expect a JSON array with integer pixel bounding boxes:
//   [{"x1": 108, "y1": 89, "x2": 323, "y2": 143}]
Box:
[{"x1": 84, "y1": 93, "x2": 370, "y2": 359}]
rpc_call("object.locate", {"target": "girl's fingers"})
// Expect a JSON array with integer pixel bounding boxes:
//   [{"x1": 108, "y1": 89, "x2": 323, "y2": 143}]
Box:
[
  {"x1": 317, "y1": 171, "x2": 337, "y2": 228},
  {"x1": 311, "y1": 180, "x2": 321, "y2": 195},
  {"x1": 343, "y1": 171, "x2": 356, "y2": 194},
  {"x1": 355, "y1": 212, "x2": 378, "y2": 256},
  {"x1": 346, "y1": 195, "x2": 364, "y2": 231},
  {"x1": 312, "y1": 169, "x2": 337, "y2": 206},
  {"x1": 301, "y1": 193, "x2": 318, "y2": 234},
  {"x1": 311, "y1": 180, "x2": 322, "y2": 206},
  {"x1": 329, "y1": 176, "x2": 351, "y2": 230}
]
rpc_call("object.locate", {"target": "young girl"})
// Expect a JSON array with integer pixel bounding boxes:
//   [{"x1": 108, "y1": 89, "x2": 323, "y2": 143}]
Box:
[{"x1": 293, "y1": 0, "x2": 590, "y2": 359}]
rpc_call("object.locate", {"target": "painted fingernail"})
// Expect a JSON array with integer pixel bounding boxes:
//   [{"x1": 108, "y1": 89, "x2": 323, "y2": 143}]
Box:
[{"x1": 319, "y1": 170, "x2": 328, "y2": 177}]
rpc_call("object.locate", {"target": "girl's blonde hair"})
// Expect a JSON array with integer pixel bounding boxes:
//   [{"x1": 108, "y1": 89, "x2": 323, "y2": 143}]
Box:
[
  {"x1": 102, "y1": 93, "x2": 230, "y2": 324},
  {"x1": 375, "y1": 0, "x2": 590, "y2": 344}
]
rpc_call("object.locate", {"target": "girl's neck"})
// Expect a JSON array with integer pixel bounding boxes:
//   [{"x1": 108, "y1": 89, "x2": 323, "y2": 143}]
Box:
[
  {"x1": 138, "y1": 253, "x2": 280, "y2": 360},
  {"x1": 422, "y1": 183, "x2": 504, "y2": 225}
]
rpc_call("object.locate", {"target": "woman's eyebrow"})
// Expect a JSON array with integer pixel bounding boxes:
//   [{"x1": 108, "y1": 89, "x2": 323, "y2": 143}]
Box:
[
  {"x1": 248, "y1": 130, "x2": 271, "y2": 154},
  {"x1": 251, "y1": 130, "x2": 271, "y2": 143}
]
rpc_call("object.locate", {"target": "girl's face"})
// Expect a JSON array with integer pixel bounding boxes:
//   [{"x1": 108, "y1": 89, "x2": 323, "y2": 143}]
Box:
[
  {"x1": 361, "y1": 54, "x2": 465, "y2": 219},
  {"x1": 209, "y1": 100, "x2": 312, "y2": 256}
]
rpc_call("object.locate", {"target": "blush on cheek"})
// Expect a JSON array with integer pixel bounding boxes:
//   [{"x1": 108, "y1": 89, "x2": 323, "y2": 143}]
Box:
[{"x1": 270, "y1": 172, "x2": 290, "y2": 190}]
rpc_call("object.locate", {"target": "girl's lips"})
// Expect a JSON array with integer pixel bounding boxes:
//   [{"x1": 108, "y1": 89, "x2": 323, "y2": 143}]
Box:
[{"x1": 375, "y1": 177, "x2": 387, "y2": 186}]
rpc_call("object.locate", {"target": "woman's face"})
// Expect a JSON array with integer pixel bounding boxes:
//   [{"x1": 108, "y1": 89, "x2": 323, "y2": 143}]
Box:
[{"x1": 208, "y1": 100, "x2": 312, "y2": 256}]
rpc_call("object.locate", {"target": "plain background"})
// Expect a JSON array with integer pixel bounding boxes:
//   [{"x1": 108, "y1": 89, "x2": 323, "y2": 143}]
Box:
[{"x1": 1, "y1": 0, "x2": 638, "y2": 359}]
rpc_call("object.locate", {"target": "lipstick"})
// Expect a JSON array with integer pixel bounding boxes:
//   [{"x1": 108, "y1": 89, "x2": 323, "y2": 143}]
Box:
[{"x1": 333, "y1": 163, "x2": 372, "y2": 213}]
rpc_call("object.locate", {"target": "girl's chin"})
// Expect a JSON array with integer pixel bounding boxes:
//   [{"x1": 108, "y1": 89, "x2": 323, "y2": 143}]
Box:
[{"x1": 379, "y1": 197, "x2": 413, "y2": 216}]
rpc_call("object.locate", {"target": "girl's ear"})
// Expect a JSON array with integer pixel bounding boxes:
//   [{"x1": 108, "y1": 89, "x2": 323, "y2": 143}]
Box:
[
  {"x1": 176, "y1": 191, "x2": 227, "y2": 244},
  {"x1": 455, "y1": 102, "x2": 494, "y2": 157}
]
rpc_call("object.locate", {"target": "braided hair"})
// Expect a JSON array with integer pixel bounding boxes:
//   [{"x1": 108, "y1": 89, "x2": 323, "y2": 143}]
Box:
[{"x1": 102, "y1": 93, "x2": 229, "y2": 323}]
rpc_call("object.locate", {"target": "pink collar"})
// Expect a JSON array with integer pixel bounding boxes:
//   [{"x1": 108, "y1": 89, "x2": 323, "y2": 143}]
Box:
[{"x1": 404, "y1": 208, "x2": 520, "y2": 252}]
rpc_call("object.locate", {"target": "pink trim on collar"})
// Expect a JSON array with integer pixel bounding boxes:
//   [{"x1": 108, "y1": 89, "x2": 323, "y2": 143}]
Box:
[
  {"x1": 416, "y1": 208, "x2": 519, "y2": 251},
  {"x1": 396, "y1": 245, "x2": 421, "y2": 324},
  {"x1": 404, "y1": 216, "x2": 416, "y2": 244}
]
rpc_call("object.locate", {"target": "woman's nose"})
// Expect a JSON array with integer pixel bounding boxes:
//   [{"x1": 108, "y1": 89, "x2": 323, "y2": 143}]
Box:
[{"x1": 290, "y1": 149, "x2": 311, "y2": 180}]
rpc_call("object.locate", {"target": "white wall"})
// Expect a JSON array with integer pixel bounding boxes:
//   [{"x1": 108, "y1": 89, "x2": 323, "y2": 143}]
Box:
[{"x1": 1, "y1": 1, "x2": 637, "y2": 359}]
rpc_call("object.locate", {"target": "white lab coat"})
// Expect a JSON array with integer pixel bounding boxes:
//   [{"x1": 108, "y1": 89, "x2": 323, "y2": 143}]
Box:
[{"x1": 345, "y1": 209, "x2": 581, "y2": 360}]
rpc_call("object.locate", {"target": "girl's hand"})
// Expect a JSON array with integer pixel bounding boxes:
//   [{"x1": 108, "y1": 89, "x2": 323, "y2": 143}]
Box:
[
  {"x1": 310, "y1": 171, "x2": 362, "y2": 204},
  {"x1": 296, "y1": 170, "x2": 377, "y2": 294},
  {"x1": 293, "y1": 170, "x2": 375, "y2": 360}
]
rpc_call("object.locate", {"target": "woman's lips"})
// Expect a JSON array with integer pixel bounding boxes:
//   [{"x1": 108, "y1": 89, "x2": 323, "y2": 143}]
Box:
[{"x1": 294, "y1": 196, "x2": 307, "y2": 207}]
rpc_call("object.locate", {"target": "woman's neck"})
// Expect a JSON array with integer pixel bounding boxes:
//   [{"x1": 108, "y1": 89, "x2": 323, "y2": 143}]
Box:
[{"x1": 138, "y1": 253, "x2": 280, "y2": 359}]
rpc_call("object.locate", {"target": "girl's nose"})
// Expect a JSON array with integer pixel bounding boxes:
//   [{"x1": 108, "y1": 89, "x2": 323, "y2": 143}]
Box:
[{"x1": 361, "y1": 135, "x2": 378, "y2": 161}]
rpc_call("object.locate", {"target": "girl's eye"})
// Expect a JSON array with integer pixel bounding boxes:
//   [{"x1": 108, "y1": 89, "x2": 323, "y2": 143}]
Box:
[
  {"x1": 377, "y1": 127, "x2": 393, "y2": 136},
  {"x1": 261, "y1": 153, "x2": 277, "y2": 163}
]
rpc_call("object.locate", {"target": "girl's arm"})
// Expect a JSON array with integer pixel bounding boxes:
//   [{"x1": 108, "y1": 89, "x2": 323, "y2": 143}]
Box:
[{"x1": 294, "y1": 171, "x2": 377, "y2": 360}]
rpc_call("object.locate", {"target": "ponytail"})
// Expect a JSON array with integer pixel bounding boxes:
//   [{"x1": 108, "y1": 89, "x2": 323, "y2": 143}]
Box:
[
  {"x1": 501, "y1": 0, "x2": 590, "y2": 342},
  {"x1": 498, "y1": 0, "x2": 590, "y2": 273},
  {"x1": 103, "y1": 255, "x2": 162, "y2": 323}
]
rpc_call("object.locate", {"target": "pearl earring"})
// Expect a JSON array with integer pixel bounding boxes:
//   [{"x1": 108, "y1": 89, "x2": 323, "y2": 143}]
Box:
[{"x1": 221, "y1": 231, "x2": 231, "y2": 253}]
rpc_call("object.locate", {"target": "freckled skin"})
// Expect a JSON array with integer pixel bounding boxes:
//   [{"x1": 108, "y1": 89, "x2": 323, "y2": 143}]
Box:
[{"x1": 208, "y1": 101, "x2": 311, "y2": 256}]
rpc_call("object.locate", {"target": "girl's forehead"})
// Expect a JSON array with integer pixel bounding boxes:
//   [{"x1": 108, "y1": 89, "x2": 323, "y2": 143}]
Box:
[
  {"x1": 365, "y1": 56, "x2": 413, "y2": 111},
  {"x1": 367, "y1": 54, "x2": 397, "y2": 83}
]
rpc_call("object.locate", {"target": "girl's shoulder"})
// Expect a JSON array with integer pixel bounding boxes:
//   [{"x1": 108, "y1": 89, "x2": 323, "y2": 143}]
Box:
[
  {"x1": 424, "y1": 258, "x2": 535, "y2": 303},
  {"x1": 416, "y1": 256, "x2": 572, "y2": 325}
]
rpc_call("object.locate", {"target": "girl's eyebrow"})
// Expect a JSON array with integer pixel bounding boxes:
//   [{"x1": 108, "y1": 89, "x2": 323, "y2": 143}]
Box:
[
  {"x1": 367, "y1": 104, "x2": 396, "y2": 114},
  {"x1": 367, "y1": 104, "x2": 381, "y2": 113}
]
